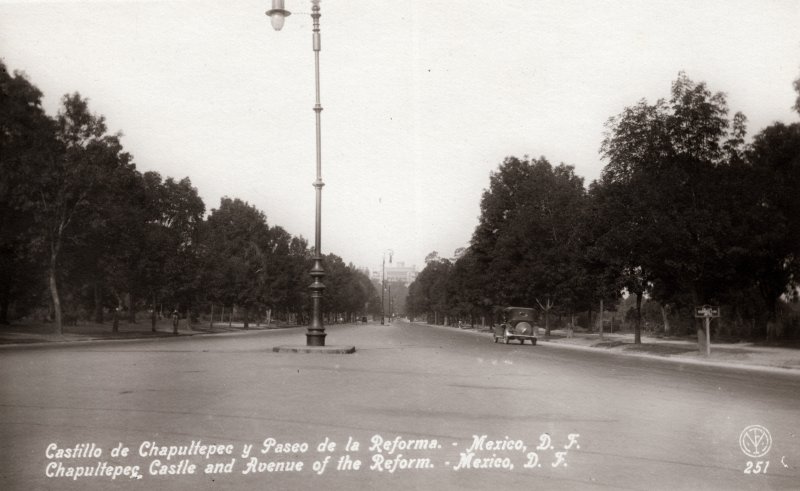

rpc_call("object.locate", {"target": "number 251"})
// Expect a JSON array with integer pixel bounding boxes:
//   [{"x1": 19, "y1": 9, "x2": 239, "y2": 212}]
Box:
[{"x1": 744, "y1": 461, "x2": 769, "y2": 474}]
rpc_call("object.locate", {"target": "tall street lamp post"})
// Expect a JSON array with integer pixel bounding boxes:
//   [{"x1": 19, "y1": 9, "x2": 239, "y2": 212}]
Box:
[
  {"x1": 267, "y1": 0, "x2": 326, "y2": 346},
  {"x1": 381, "y1": 250, "x2": 393, "y2": 325}
]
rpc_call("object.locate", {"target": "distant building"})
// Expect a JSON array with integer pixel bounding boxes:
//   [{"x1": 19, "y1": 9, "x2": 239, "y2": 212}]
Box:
[{"x1": 372, "y1": 262, "x2": 418, "y2": 286}]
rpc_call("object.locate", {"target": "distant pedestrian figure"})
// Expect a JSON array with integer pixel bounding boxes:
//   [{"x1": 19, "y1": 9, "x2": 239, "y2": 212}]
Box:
[{"x1": 171, "y1": 309, "x2": 179, "y2": 335}]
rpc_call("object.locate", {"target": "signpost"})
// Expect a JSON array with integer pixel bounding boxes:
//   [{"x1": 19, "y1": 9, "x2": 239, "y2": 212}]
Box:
[{"x1": 694, "y1": 305, "x2": 720, "y2": 356}]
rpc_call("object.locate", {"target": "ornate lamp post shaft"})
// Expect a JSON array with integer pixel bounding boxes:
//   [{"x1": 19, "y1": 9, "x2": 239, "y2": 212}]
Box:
[
  {"x1": 267, "y1": 0, "x2": 326, "y2": 346},
  {"x1": 307, "y1": 0, "x2": 326, "y2": 346}
]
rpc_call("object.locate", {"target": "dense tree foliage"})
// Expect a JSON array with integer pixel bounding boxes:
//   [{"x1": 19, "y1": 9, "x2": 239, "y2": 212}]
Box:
[
  {"x1": 743, "y1": 122, "x2": 800, "y2": 337},
  {"x1": 468, "y1": 157, "x2": 591, "y2": 334},
  {"x1": 132, "y1": 172, "x2": 205, "y2": 328},
  {"x1": 407, "y1": 255, "x2": 453, "y2": 324},
  {"x1": 408, "y1": 72, "x2": 800, "y2": 343},
  {"x1": 0, "y1": 63, "x2": 374, "y2": 331},
  {"x1": 592, "y1": 73, "x2": 753, "y2": 342},
  {"x1": 1, "y1": 61, "x2": 55, "y2": 323}
]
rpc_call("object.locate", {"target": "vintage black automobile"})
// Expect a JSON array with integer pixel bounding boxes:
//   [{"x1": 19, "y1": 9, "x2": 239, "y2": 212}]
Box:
[{"x1": 493, "y1": 306, "x2": 538, "y2": 345}]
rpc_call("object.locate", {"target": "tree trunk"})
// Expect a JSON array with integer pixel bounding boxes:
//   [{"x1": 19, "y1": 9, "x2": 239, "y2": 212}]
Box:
[
  {"x1": 634, "y1": 293, "x2": 642, "y2": 344},
  {"x1": 545, "y1": 310, "x2": 550, "y2": 338},
  {"x1": 537, "y1": 298, "x2": 554, "y2": 339},
  {"x1": 50, "y1": 268, "x2": 64, "y2": 334},
  {"x1": 93, "y1": 281, "x2": 104, "y2": 323},
  {"x1": 661, "y1": 304, "x2": 670, "y2": 337},
  {"x1": 128, "y1": 293, "x2": 136, "y2": 323},
  {"x1": 49, "y1": 246, "x2": 62, "y2": 335},
  {"x1": 243, "y1": 307, "x2": 249, "y2": 329},
  {"x1": 766, "y1": 300, "x2": 779, "y2": 341},
  {"x1": 151, "y1": 293, "x2": 157, "y2": 332},
  {"x1": 599, "y1": 299, "x2": 604, "y2": 339},
  {"x1": 588, "y1": 306, "x2": 593, "y2": 332}
]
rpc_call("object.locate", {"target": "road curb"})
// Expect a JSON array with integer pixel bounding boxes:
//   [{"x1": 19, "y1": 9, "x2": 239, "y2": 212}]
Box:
[
  {"x1": 0, "y1": 323, "x2": 350, "y2": 350},
  {"x1": 273, "y1": 345, "x2": 356, "y2": 354}
]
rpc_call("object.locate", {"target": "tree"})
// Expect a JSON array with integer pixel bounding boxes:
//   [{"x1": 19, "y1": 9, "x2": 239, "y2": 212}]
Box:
[
  {"x1": 407, "y1": 255, "x2": 452, "y2": 324},
  {"x1": 257, "y1": 226, "x2": 308, "y2": 320},
  {"x1": 0, "y1": 62, "x2": 56, "y2": 323},
  {"x1": 596, "y1": 72, "x2": 748, "y2": 343},
  {"x1": 470, "y1": 156, "x2": 590, "y2": 333},
  {"x1": 744, "y1": 122, "x2": 800, "y2": 338},
  {"x1": 322, "y1": 253, "x2": 350, "y2": 321},
  {"x1": 445, "y1": 249, "x2": 483, "y2": 324},
  {"x1": 203, "y1": 197, "x2": 272, "y2": 328},
  {"x1": 125, "y1": 172, "x2": 205, "y2": 328},
  {"x1": 143, "y1": 174, "x2": 205, "y2": 319},
  {"x1": 321, "y1": 255, "x2": 374, "y2": 322},
  {"x1": 588, "y1": 176, "x2": 658, "y2": 344},
  {"x1": 471, "y1": 156, "x2": 534, "y2": 307},
  {"x1": 33, "y1": 93, "x2": 132, "y2": 334}
]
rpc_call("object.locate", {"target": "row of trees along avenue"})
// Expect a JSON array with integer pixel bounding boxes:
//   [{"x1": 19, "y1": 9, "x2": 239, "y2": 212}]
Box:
[
  {"x1": 1, "y1": 61, "x2": 379, "y2": 333},
  {"x1": 408, "y1": 72, "x2": 800, "y2": 344}
]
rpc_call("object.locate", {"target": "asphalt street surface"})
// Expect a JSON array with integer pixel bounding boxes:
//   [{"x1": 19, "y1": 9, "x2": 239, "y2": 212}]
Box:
[{"x1": 1, "y1": 320, "x2": 798, "y2": 490}]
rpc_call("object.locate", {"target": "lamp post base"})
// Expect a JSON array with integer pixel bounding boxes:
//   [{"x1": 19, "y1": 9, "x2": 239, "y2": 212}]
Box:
[{"x1": 305, "y1": 331, "x2": 326, "y2": 346}]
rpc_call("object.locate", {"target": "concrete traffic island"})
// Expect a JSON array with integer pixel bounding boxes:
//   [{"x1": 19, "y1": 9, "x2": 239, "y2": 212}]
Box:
[{"x1": 272, "y1": 345, "x2": 356, "y2": 354}]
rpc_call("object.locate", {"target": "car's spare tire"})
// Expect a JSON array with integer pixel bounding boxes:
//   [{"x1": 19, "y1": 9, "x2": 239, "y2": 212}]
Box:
[{"x1": 515, "y1": 321, "x2": 532, "y2": 335}]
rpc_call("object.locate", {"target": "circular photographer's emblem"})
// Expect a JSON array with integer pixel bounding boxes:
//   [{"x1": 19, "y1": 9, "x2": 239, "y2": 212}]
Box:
[{"x1": 739, "y1": 425, "x2": 772, "y2": 458}]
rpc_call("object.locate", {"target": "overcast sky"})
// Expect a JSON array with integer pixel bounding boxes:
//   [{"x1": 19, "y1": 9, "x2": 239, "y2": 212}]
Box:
[{"x1": 2, "y1": 0, "x2": 799, "y2": 274}]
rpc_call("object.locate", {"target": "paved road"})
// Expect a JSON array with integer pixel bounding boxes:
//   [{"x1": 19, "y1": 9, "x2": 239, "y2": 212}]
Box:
[{"x1": 1, "y1": 320, "x2": 798, "y2": 490}]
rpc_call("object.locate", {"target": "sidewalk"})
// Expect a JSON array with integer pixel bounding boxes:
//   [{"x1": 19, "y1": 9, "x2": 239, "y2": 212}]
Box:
[{"x1": 435, "y1": 323, "x2": 800, "y2": 373}]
